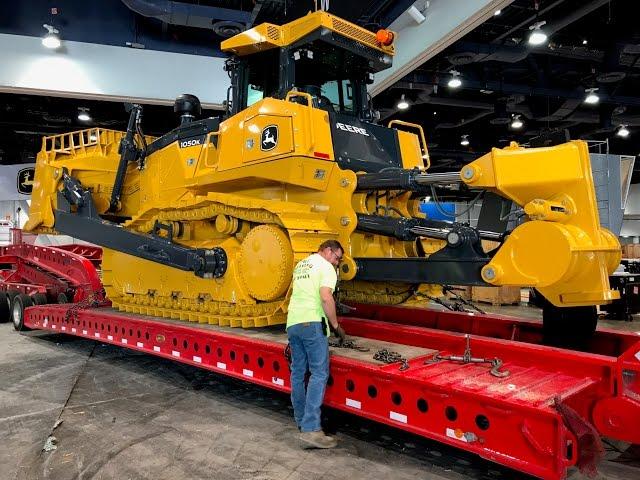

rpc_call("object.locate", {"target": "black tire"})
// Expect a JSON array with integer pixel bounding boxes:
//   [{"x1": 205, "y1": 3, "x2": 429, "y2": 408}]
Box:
[
  {"x1": 542, "y1": 298, "x2": 597, "y2": 350},
  {"x1": 57, "y1": 292, "x2": 69, "y2": 304},
  {"x1": 7, "y1": 289, "x2": 20, "y2": 304},
  {"x1": 12, "y1": 294, "x2": 33, "y2": 331},
  {"x1": 33, "y1": 293, "x2": 48, "y2": 305},
  {"x1": 0, "y1": 292, "x2": 10, "y2": 323}
]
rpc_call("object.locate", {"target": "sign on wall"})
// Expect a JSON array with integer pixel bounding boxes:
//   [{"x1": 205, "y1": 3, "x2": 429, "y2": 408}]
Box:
[
  {"x1": 0, "y1": 164, "x2": 36, "y2": 200},
  {"x1": 16, "y1": 167, "x2": 35, "y2": 195}
]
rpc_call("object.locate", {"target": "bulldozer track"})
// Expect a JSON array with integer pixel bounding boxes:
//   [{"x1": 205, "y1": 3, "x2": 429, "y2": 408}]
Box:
[
  {"x1": 123, "y1": 195, "x2": 285, "y2": 234},
  {"x1": 104, "y1": 197, "x2": 416, "y2": 328},
  {"x1": 106, "y1": 291, "x2": 287, "y2": 328}
]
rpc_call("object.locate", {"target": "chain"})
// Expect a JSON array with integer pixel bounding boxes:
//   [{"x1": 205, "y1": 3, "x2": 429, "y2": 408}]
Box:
[
  {"x1": 425, "y1": 334, "x2": 510, "y2": 378},
  {"x1": 64, "y1": 288, "x2": 107, "y2": 323},
  {"x1": 374, "y1": 348, "x2": 410, "y2": 371},
  {"x1": 328, "y1": 339, "x2": 370, "y2": 352}
]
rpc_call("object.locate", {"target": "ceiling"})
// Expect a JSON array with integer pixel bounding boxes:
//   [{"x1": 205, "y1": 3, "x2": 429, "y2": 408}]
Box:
[
  {"x1": 378, "y1": 0, "x2": 640, "y2": 175},
  {"x1": 1, "y1": 0, "x2": 638, "y2": 180},
  {"x1": 0, "y1": 0, "x2": 410, "y2": 165}
]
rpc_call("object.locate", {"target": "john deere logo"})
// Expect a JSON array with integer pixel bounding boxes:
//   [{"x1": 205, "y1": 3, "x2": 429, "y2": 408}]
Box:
[
  {"x1": 17, "y1": 167, "x2": 35, "y2": 195},
  {"x1": 261, "y1": 125, "x2": 278, "y2": 151}
]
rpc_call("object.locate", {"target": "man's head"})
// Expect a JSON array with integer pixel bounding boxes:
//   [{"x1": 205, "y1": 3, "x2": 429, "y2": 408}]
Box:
[{"x1": 318, "y1": 239, "x2": 344, "y2": 267}]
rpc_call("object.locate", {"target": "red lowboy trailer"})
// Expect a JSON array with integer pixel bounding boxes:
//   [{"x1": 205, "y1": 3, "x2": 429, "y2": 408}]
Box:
[
  {"x1": 0, "y1": 229, "x2": 103, "y2": 325},
  {"x1": 15, "y1": 297, "x2": 640, "y2": 480}
]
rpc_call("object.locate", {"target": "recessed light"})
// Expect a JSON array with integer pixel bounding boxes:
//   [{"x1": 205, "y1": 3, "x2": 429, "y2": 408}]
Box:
[
  {"x1": 42, "y1": 24, "x2": 61, "y2": 49},
  {"x1": 77, "y1": 108, "x2": 91, "y2": 122},
  {"x1": 511, "y1": 115, "x2": 523, "y2": 129},
  {"x1": 448, "y1": 70, "x2": 462, "y2": 88},
  {"x1": 397, "y1": 94, "x2": 409, "y2": 110},
  {"x1": 584, "y1": 88, "x2": 599, "y2": 105},
  {"x1": 617, "y1": 125, "x2": 630, "y2": 138},
  {"x1": 528, "y1": 21, "x2": 548, "y2": 46}
]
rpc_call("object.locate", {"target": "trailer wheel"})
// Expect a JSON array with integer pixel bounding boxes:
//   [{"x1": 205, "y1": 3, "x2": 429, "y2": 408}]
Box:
[
  {"x1": 33, "y1": 293, "x2": 48, "y2": 305},
  {"x1": 7, "y1": 289, "x2": 19, "y2": 305},
  {"x1": 0, "y1": 292, "x2": 10, "y2": 323},
  {"x1": 12, "y1": 294, "x2": 33, "y2": 332}
]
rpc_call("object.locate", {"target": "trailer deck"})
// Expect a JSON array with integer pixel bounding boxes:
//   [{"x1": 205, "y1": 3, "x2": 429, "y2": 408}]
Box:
[{"x1": 22, "y1": 302, "x2": 640, "y2": 480}]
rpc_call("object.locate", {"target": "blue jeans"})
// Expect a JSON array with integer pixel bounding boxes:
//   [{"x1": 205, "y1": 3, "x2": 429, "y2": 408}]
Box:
[{"x1": 287, "y1": 321, "x2": 329, "y2": 433}]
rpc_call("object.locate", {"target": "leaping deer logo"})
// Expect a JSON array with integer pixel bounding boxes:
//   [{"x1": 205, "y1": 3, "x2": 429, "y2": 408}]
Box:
[
  {"x1": 261, "y1": 125, "x2": 278, "y2": 151},
  {"x1": 17, "y1": 167, "x2": 35, "y2": 195}
]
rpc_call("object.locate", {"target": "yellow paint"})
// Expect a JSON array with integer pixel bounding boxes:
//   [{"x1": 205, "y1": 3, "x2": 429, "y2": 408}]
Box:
[
  {"x1": 221, "y1": 10, "x2": 395, "y2": 56},
  {"x1": 462, "y1": 141, "x2": 619, "y2": 306},
  {"x1": 24, "y1": 13, "x2": 619, "y2": 327}
]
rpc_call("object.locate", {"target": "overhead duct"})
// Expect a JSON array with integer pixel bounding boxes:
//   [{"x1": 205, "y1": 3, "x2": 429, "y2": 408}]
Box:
[
  {"x1": 448, "y1": 0, "x2": 615, "y2": 66},
  {"x1": 121, "y1": 0, "x2": 252, "y2": 36}
]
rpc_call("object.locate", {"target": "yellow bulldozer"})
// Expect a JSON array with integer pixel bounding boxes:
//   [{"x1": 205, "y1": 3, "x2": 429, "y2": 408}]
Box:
[{"x1": 25, "y1": 10, "x2": 620, "y2": 340}]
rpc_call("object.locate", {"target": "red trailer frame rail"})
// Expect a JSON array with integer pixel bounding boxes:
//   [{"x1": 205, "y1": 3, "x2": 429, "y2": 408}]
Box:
[
  {"x1": 0, "y1": 229, "x2": 102, "y2": 302},
  {"x1": 22, "y1": 303, "x2": 640, "y2": 480}
]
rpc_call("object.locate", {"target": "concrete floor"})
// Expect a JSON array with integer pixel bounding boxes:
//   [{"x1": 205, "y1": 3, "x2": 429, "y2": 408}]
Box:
[{"x1": 1, "y1": 305, "x2": 638, "y2": 480}]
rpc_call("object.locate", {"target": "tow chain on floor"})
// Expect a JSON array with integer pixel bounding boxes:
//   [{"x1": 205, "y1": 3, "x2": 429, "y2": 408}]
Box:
[
  {"x1": 425, "y1": 334, "x2": 510, "y2": 378},
  {"x1": 374, "y1": 348, "x2": 410, "y2": 371}
]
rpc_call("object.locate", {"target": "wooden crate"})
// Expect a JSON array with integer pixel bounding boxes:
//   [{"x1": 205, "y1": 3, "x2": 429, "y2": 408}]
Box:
[
  {"x1": 621, "y1": 244, "x2": 631, "y2": 258},
  {"x1": 472, "y1": 286, "x2": 521, "y2": 306}
]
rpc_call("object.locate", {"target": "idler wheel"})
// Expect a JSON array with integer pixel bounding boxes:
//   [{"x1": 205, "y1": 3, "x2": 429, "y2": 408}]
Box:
[{"x1": 238, "y1": 225, "x2": 294, "y2": 301}]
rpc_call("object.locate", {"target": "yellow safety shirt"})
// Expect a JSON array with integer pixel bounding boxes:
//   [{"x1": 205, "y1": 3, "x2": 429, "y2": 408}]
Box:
[{"x1": 286, "y1": 253, "x2": 337, "y2": 336}]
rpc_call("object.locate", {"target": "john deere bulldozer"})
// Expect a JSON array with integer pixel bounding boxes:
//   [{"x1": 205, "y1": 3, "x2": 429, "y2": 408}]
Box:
[{"x1": 25, "y1": 10, "x2": 620, "y2": 336}]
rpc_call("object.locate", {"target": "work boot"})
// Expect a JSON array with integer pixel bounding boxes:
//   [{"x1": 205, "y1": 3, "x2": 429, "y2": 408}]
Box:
[{"x1": 299, "y1": 430, "x2": 337, "y2": 449}]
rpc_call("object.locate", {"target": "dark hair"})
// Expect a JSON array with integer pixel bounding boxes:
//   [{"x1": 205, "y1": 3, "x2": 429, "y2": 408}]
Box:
[{"x1": 318, "y1": 239, "x2": 344, "y2": 253}]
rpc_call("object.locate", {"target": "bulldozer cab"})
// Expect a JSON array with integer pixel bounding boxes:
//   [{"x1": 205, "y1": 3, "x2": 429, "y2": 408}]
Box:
[{"x1": 221, "y1": 10, "x2": 395, "y2": 121}]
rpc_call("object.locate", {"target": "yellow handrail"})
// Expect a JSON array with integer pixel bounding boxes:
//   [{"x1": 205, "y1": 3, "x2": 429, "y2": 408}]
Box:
[{"x1": 387, "y1": 119, "x2": 430, "y2": 170}]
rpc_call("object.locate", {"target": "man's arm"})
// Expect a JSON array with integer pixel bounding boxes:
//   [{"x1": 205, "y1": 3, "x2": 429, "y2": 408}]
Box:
[{"x1": 320, "y1": 286, "x2": 339, "y2": 330}]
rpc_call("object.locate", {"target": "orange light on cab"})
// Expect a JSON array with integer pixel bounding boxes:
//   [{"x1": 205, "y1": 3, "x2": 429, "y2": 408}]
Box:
[{"x1": 376, "y1": 29, "x2": 394, "y2": 46}]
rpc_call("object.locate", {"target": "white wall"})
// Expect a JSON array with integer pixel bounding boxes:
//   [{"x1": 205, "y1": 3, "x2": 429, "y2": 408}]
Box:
[
  {"x1": 621, "y1": 183, "x2": 640, "y2": 239},
  {"x1": 0, "y1": 200, "x2": 29, "y2": 227},
  {"x1": 371, "y1": 0, "x2": 513, "y2": 95},
  {"x1": 0, "y1": 33, "x2": 229, "y2": 108}
]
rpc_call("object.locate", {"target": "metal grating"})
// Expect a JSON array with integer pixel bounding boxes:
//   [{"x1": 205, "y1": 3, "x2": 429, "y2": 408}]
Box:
[
  {"x1": 266, "y1": 25, "x2": 280, "y2": 41},
  {"x1": 331, "y1": 17, "x2": 378, "y2": 49}
]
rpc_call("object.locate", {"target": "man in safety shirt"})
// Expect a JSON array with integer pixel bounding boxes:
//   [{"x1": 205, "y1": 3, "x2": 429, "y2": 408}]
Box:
[{"x1": 287, "y1": 239, "x2": 347, "y2": 449}]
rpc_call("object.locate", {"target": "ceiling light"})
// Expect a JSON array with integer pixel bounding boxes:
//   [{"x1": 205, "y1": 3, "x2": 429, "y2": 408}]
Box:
[
  {"x1": 77, "y1": 108, "x2": 91, "y2": 122},
  {"x1": 494, "y1": 9, "x2": 501, "y2": 16},
  {"x1": 510, "y1": 114, "x2": 523, "y2": 129},
  {"x1": 433, "y1": 111, "x2": 437, "y2": 115},
  {"x1": 448, "y1": 70, "x2": 462, "y2": 88},
  {"x1": 582, "y1": 39, "x2": 588, "y2": 45},
  {"x1": 528, "y1": 21, "x2": 547, "y2": 46},
  {"x1": 617, "y1": 125, "x2": 630, "y2": 138},
  {"x1": 397, "y1": 94, "x2": 409, "y2": 110},
  {"x1": 584, "y1": 88, "x2": 599, "y2": 105},
  {"x1": 42, "y1": 24, "x2": 61, "y2": 49},
  {"x1": 460, "y1": 135, "x2": 470, "y2": 146}
]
